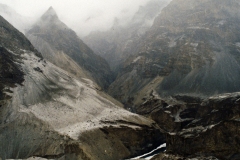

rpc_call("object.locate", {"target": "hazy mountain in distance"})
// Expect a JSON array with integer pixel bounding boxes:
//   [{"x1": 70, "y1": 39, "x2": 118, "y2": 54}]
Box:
[
  {"x1": 26, "y1": 7, "x2": 113, "y2": 90},
  {"x1": 0, "y1": 3, "x2": 34, "y2": 33},
  {"x1": 108, "y1": 0, "x2": 240, "y2": 107},
  {"x1": 0, "y1": 15, "x2": 165, "y2": 159},
  {"x1": 84, "y1": 0, "x2": 170, "y2": 71}
]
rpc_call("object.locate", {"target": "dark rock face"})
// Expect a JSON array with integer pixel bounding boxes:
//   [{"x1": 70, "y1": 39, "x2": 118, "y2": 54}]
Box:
[
  {"x1": 26, "y1": 7, "x2": 113, "y2": 90},
  {"x1": 151, "y1": 153, "x2": 219, "y2": 160},
  {"x1": 0, "y1": 47, "x2": 24, "y2": 100},
  {"x1": 136, "y1": 94, "x2": 201, "y2": 133},
  {"x1": 165, "y1": 93, "x2": 240, "y2": 159},
  {"x1": 79, "y1": 121, "x2": 165, "y2": 160},
  {"x1": 108, "y1": 0, "x2": 240, "y2": 106},
  {"x1": 0, "y1": 15, "x2": 39, "y2": 55},
  {"x1": 137, "y1": 92, "x2": 240, "y2": 160},
  {"x1": 0, "y1": 15, "x2": 38, "y2": 105},
  {"x1": 166, "y1": 121, "x2": 240, "y2": 159}
]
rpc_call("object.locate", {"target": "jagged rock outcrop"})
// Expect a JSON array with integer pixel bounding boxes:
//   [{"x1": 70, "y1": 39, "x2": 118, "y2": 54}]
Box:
[
  {"x1": 165, "y1": 93, "x2": 240, "y2": 159},
  {"x1": 83, "y1": 0, "x2": 170, "y2": 70},
  {"x1": 26, "y1": 7, "x2": 113, "y2": 90},
  {"x1": 0, "y1": 15, "x2": 165, "y2": 160},
  {"x1": 136, "y1": 92, "x2": 240, "y2": 160},
  {"x1": 108, "y1": 0, "x2": 240, "y2": 107}
]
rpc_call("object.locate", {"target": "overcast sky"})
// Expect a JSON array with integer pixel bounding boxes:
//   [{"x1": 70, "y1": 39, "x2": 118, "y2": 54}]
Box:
[{"x1": 0, "y1": 0, "x2": 155, "y2": 37}]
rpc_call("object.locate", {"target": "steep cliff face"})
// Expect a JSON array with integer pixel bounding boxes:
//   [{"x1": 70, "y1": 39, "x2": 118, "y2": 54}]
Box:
[
  {"x1": 26, "y1": 7, "x2": 113, "y2": 90},
  {"x1": 136, "y1": 92, "x2": 240, "y2": 160},
  {"x1": 165, "y1": 93, "x2": 240, "y2": 159},
  {"x1": 108, "y1": 0, "x2": 240, "y2": 107},
  {"x1": 0, "y1": 16, "x2": 165, "y2": 160},
  {"x1": 83, "y1": 0, "x2": 170, "y2": 70}
]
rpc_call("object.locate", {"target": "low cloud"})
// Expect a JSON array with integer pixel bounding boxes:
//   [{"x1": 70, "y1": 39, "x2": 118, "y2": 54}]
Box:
[{"x1": 0, "y1": 0, "x2": 153, "y2": 37}]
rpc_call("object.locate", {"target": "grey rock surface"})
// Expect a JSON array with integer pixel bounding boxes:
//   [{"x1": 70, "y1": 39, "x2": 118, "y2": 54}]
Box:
[
  {"x1": 26, "y1": 7, "x2": 113, "y2": 90},
  {"x1": 0, "y1": 15, "x2": 165, "y2": 160},
  {"x1": 108, "y1": 0, "x2": 240, "y2": 107}
]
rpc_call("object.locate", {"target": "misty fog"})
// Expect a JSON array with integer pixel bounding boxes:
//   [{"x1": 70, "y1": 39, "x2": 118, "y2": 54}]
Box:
[{"x1": 0, "y1": 0, "x2": 171, "y2": 37}]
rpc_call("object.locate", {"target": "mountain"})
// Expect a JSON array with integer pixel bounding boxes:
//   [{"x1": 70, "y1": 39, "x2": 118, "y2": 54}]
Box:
[
  {"x1": 0, "y1": 3, "x2": 34, "y2": 33},
  {"x1": 26, "y1": 7, "x2": 113, "y2": 90},
  {"x1": 138, "y1": 93, "x2": 240, "y2": 159},
  {"x1": 108, "y1": 0, "x2": 240, "y2": 108},
  {"x1": 0, "y1": 15, "x2": 165, "y2": 159},
  {"x1": 83, "y1": 0, "x2": 170, "y2": 71}
]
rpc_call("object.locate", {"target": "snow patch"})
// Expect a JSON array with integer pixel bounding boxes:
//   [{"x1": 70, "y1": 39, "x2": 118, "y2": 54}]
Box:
[
  {"x1": 234, "y1": 118, "x2": 240, "y2": 121},
  {"x1": 132, "y1": 56, "x2": 143, "y2": 63},
  {"x1": 236, "y1": 42, "x2": 240, "y2": 48},
  {"x1": 180, "y1": 122, "x2": 222, "y2": 138},
  {"x1": 187, "y1": 26, "x2": 210, "y2": 30},
  {"x1": 164, "y1": 111, "x2": 171, "y2": 114},
  {"x1": 168, "y1": 132, "x2": 176, "y2": 135},
  {"x1": 211, "y1": 109, "x2": 218, "y2": 113},
  {"x1": 168, "y1": 41, "x2": 176, "y2": 47},
  {"x1": 217, "y1": 20, "x2": 226, "y2": 25},
  {"x1": 190, "y1": 43, "x2": 198, "y2": 47},
  {"x1": 129, "y1": 143, "x2": 166, "y2": 160},
  {"x1": 174, "y1": 109, "x2": 183, "y2": 122}
]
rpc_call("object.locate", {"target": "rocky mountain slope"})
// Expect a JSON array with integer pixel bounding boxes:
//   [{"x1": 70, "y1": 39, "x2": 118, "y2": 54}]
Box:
[
  {"x1": 0, "y1": 3, "x2": 34, "y2": 34},
  {"x1": 26, "y1": 7, "x2": 113, "y2": 90},
  {"x1": 83, "y1": 0, "x2": 170, "y2": 70},
  {"x1": 0, "y1": 15, "x2": 165, "y2": 160},
  {"x1": 108, "y1": 0, "x2": 240, "y2": 107},
  {"x1": 136, "y1": 92, "x2": 240, "y2": 160}
]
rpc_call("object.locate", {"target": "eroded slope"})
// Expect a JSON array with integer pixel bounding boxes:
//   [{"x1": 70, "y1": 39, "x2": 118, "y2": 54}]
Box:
[{"x1": 0, "y1": 15, "x2": 164, "y2": 160}]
